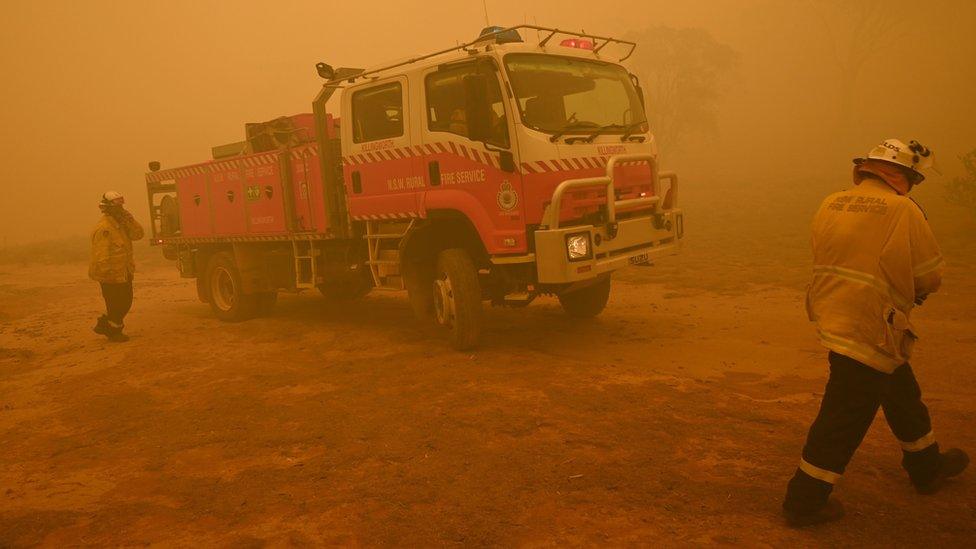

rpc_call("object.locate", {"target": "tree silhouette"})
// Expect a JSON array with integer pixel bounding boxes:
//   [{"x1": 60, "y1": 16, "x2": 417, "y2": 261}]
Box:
[
  {"x1": 810, "y1": 0, "x2": 906, "y2": 140},
  {"x1": 946, "y1": 148, "x2": 976, "y2": 217},
  {"x1": 625, "y1": 26, "x2": 736, "y2": 154}
]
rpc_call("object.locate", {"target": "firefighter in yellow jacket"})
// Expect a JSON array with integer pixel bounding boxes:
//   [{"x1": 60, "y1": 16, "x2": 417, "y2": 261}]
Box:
[
  {"x1": 89, "y1": 191, "x2": 144, "y2": 342},
  {"x1": 782, "y1": 139, "x2": 969, "y2": 527}
]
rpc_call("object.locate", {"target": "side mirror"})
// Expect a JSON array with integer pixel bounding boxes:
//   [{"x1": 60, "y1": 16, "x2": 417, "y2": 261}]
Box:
[
  {"x1": 316, "y1": 62, "x2": 335, "y2": 80},
  {"x1": 463, "y1": 73, "x2": 492, "y2": 143},
  {"x1": 630, "y1": 73, "x2": 646, "y2": 109}
]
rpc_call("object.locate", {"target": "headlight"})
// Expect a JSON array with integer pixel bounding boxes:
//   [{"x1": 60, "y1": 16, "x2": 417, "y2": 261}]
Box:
[{"x1": 566, "y1": 233, "x2": 591, "y2": 261}]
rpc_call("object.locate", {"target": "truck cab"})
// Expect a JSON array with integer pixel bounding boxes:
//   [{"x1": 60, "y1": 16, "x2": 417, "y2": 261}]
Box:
[{"x1": 331, "y1": 26, "x2": 682, "y2": 345}]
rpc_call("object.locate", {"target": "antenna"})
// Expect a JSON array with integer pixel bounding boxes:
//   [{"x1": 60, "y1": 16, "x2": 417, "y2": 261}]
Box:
[{"x1": 482, "y1": 0, "x2": 491, "y2": 26}]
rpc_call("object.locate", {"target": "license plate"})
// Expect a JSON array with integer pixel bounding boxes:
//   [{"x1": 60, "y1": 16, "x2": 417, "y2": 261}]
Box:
[{"x1": 629, "y1": 252, "x2": 650, "y2": 265}]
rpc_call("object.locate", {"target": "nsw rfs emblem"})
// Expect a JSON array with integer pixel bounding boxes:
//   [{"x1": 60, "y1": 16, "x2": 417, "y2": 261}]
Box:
[{"x1": 497, "y1": 180, "x2": 519, "y2": 211}]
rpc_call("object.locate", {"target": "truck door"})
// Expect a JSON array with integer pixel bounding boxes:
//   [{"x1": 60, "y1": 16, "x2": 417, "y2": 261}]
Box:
[
  {"x1": 419, "y1": 58, "x2": 527, "y2": 255},
  {"x1": 341, "y1": 76, "x2": 423, "y2": 220}
]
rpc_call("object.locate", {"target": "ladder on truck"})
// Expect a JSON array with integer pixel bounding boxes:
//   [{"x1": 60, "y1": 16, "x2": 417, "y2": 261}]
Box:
[
  {"x1": 366, "y1": 220, "x2": 414, "y2": 291},
  {"x1": 292, "y1": 240, "x2": 319, "y2": 289}
]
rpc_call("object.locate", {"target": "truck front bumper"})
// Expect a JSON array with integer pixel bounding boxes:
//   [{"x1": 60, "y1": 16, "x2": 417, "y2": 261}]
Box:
[{"x1": 532, "y1": 209, "x2": 683, "y2": 284}]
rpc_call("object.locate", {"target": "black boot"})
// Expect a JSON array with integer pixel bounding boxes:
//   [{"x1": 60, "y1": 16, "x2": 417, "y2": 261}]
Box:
[
  {"x1": 783, "y1": 498, "x2": 846, "y2": 528},
  {"x1": 93, "y1": 315, "x2": 110, "y2": 336},
  {"x1": 106, "y1": 322, "x2": 130, "y2": 343},
  {"x1": 914, "y1": 448, "x2": 969, "y2": 495}
]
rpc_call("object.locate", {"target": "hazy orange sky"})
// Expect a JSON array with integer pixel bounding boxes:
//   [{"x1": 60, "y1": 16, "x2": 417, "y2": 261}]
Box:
[{"x1": 2, "y1": 0, "x2": 974, "y2": 245}]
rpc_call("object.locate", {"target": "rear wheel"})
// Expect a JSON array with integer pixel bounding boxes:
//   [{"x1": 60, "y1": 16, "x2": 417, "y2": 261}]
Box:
[
  {"x1": 205, "y1": 252, "x2": 258, "y2": 321},
  {"x1": 558, "y1": 276, "x2": 611, "y2": 318},
  {"x1": 432, "y1": 248, "x2": 482, "y2": 350}
]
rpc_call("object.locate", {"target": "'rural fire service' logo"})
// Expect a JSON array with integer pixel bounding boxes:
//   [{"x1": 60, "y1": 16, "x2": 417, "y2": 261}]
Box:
[
  {"x1": 264, "y1": 185, "x2": 274, "y2": 199},
  {"x1": 193, "y1": 194, "x2": 201, "y2": 206},
  {"x1": 497, "y1": 180, "x2": 518, "y2": 211},
  {"x1": 227, "y1": 190, "x2": 236, "y2": 203}
]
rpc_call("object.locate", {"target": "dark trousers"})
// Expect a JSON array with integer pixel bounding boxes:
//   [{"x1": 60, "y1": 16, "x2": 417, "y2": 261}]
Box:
[
  {"x1": 784, "y1": 352, "x2": 941, "y2": 513},
  {"x1": 99, "y1": 280, "x2": 133, "y2": 325}
]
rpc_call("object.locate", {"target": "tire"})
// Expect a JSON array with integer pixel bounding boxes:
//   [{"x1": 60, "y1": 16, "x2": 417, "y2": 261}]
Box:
[
  {"x1": 204, "y1": 251, "x2": 258, "y2": 321},
  {"x1": 558, "y1": 276, "x2": 611, "y2": 318},
  {"x1": 196, "y1": 276, "x2": 211, "y2": 303},
  {"x1": 317, "y1": 267, "x2": 373, "y2": 301},
  {"x1": 255, "y1": 291, "x2": 278, "y2": 316},
  {"x1": 432, "y1": 248, "x2": 482, "y2": 350}
]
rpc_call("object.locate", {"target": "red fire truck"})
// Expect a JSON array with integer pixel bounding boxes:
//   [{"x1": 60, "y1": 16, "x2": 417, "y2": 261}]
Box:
[{"x1": 146, "y1": 25, "x2": 684, "y2": 349}]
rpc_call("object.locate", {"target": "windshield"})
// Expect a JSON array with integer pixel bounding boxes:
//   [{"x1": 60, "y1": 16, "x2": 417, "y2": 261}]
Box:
[{"x1": 504, "y1": 53, "x2": 645, "y2": 134}]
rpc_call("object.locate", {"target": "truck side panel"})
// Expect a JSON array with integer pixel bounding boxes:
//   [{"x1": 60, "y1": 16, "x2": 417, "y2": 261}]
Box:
[
  {"x1": 210, "y1": 163, "x2": 248, "y2": 235},
  {"x1": 177, "y1": 172, "x2": 213, "y2": 237},
  {"x1": 241, "y1": 153, "x2": 288, "y2": 234},
  {"x1": 290, "y1": 146, "x2": 328, "y2": 232}
]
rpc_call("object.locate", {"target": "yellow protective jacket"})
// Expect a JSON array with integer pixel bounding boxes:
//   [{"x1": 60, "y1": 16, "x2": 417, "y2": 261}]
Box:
[
  {"x1": 89, "y1": 212, "x2": 145, "y2": 283},
  {"x1": 807, "y1": 178, "x2": 944, "y2": 373}
]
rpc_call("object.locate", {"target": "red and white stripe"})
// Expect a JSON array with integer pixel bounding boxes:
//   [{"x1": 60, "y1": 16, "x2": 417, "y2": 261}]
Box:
[
  {"x1": 340, "y1": 140, "x2": 503, "y2": 171},
  {"x1": 350, "y1": 212, "x2": 421, "y2": 221}
]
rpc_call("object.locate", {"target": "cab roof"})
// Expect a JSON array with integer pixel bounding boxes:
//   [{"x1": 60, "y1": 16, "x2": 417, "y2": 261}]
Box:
[{"x1": 321, "y1": 25, "x2": 636, "y2": 87}]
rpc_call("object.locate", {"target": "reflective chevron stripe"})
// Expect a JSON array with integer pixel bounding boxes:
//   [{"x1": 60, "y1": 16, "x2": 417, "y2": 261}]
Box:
[
  {"x1": 813, "y1": 264, "x2": 913, "y2": 310},
  {"x1": 800, "y1": 459, "x2": 841, "y2": 484},
  {"x1": 913, "y1": 255, "x2": 945, "y2": 277},
  {"x1": 818, "y1": 331, "x2": 902, "y2": 373},
  {"x1": 900, "y1": 431, "x2": 937, "y2": 452}
]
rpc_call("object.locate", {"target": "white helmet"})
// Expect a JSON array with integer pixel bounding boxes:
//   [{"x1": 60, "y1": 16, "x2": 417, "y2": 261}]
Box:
[
  {"x1": 100, "y1": 191, "x2": 124, "y2": 205},
  {"x1": 853, "y1": 138, "x2": 937, "y2": 183}
]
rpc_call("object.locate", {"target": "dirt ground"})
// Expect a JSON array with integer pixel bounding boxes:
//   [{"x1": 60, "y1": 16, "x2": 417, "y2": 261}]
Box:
[{"x1": 1, "y1": 233, "x2": 975, "y2": 545}]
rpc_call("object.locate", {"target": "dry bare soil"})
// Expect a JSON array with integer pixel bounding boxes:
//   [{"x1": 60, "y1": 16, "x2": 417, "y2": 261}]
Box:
[{"x1": 1, "y1": 224, "x2": 975, "y2": 545}]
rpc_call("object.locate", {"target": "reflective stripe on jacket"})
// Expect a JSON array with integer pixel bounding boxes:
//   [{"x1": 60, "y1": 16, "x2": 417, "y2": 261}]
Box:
[
  {"x1": 806, "y1": 179, "x2": 943, "y2": 373},
  {"x1": 89, "y1": 213, "x2": 144, "y2": 283}
]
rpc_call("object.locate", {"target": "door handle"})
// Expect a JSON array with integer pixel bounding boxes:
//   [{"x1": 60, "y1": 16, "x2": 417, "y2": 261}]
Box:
[
  {"x1": 351, "y1": 171, "x2": 362, "y2": 194},
  {"x1": 428, "y1": 161, "x2": 441, "y2": 186}
]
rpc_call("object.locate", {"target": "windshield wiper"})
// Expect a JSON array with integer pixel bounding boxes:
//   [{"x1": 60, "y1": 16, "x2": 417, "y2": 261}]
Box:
[
  {"x1": 583, "y1": 123, "x2": 627, "y2": 143},
  {"x1": 549, "y1": 121, "x2": 599, "y2": 142}
]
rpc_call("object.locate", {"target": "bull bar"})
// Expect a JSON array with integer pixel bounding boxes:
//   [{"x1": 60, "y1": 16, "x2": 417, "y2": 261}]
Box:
[{"x1": 530, "y1": 153, "x2": 683, "y2": 284}]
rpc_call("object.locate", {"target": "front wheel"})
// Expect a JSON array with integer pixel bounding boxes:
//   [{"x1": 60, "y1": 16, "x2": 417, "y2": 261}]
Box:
[
  {"x1": 432, "y1": 248, "x2": 482, "y2": 350},
  {"x1": 204, "y1": 251, "x2": 258, "y2": 321},
  {"x1": 558, "y1": 276, "x2": 611, "y2": 318}
]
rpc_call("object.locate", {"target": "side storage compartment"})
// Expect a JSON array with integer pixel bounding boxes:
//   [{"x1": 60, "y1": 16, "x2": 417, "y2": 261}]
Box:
[{"x1": 175, "y1": 171, "x2": 213, "y2": 237}]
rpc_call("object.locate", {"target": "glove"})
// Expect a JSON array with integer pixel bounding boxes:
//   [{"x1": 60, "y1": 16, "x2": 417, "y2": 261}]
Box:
[{"x1": 914, "y1": 294, "x2": 928, "y2": 306}]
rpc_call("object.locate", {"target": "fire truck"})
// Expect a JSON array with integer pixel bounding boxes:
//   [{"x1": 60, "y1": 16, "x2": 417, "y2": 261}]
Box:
[{"x1": 145, "y1": 25, "x2": 684, "y2": 349}]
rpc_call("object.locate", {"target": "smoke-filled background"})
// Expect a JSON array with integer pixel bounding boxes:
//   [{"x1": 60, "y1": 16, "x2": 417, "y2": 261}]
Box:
[
  {"x1": 1, "y1": 0, "x2": 974, "y2": 256},
  {"x1": 4, "y1": 3, "x2": 976, "y2": 544}
]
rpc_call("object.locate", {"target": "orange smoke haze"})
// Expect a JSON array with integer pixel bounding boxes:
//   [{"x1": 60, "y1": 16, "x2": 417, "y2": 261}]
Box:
[{"x1": 1, "y1": 0, "x2": 974, "y2": 245}]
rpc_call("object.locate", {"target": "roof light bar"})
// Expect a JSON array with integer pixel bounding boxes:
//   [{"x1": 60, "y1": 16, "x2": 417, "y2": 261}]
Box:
[{"x1": 560, "y1": 38, "x2": 595, "y2": 50}]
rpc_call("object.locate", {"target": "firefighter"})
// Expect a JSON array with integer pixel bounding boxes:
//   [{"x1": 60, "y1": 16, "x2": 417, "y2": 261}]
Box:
[
  {"x1": 89, "y1": 191, "x2": 144, "y2": 342},
  {"x1": 782, "y1": 139, "x2": 969, "y2": 527}
]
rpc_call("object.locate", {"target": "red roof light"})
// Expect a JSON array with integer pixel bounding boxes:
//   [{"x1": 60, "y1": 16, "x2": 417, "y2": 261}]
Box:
[{"x1": 559, "y1": 38, "x2": 595, "y2": 50}]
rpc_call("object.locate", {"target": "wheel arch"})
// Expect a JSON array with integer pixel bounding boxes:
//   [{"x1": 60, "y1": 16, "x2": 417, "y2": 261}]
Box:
[
  {"x1": 191, "y1": 244, "x2": 231, "y2": 302},
  {"x1": 400, "y1": 210, "x2": 489, "y2": 268}
]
